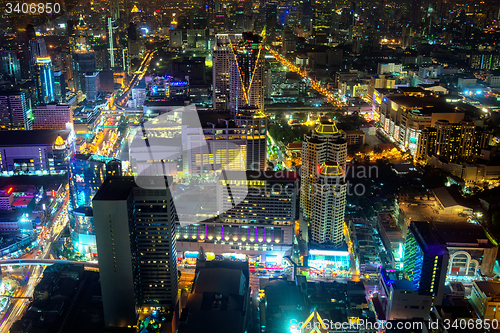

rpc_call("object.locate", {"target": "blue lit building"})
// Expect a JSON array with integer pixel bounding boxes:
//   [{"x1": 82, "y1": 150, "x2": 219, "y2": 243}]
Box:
[
  {"x1": 403, "y1": 221, "x2": 449, "y2": 306},
  {"x1": 69, "y1": 153, "x2": 121, "y2": 256},
  {"x1": 34, "y1": 57, "x2": 55, "y2": 104}
]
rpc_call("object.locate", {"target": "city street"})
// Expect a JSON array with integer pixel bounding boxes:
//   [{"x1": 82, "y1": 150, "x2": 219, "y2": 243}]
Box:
[{"x1": 0, "y1": 195, "x2": 69, "y2": 333}]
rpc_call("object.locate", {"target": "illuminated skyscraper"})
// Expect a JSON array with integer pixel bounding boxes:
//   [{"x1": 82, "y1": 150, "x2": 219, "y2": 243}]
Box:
[
  {"x1": 32, "y1": 104, "x2": 72, "y2": 130},
  {"x1": 34, "y1": 57, "x2": 55, "y2": 104},
  {"x1": 213, "y1": 33, "x2": 242, "y2": 112},
  {"x1": 54, "y1": 71, "x2": 66, "y2": 103},
  {"x1": 310, "y1": 162, "x2": 347, "y2": 247},
  {"x1": 93, "y1": 176, "x2": 178, "y2": 327},
  {"x1": 72, "y1": 50, "x2": 96, "y2": 93},
  {"x1": 404, "y1": 221, "x2": 449, "y2": 306},
  {"x1": 0, "y1": 91, "x2": 32, "y2": 130},
  {"x1": 229, "y1": 34, "x2": 264, "y2": 114},
  {"x1": 68, "y1": 153, "x2": 121, "y2": 256},
  {"x1": 300, "y1": 122, "x2": 347, "y2": 221},
  {"x1": 0, "y1": 51, "x2": 21, "y2": 81},
  {"x1": 28, "y1": 38, "x2": 47, "y2": 78}
]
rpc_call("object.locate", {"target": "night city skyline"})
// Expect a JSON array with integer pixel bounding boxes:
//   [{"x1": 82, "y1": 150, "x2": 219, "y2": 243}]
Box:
[{"x1": 0, "y1": 0, "x2": 499, "y2": 332}]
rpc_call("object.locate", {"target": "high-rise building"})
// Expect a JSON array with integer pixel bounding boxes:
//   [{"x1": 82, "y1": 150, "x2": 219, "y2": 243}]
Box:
[
  {"x1": 0, "y1": 51, "x2": 21, "y2": 81},
  {"x1": 265, "y1": 3, "x2": 278, "y2": 33},
  {"x1": 32, "y1": 103, "x2": 72, "y2": 130},
  {"x1": 72, "y1": 50, "x2": 96, "y2": 92},
  {"x1": 310, "y1": 162, "x2": 347, "y2": 247},
  {"x1": 28, "y1": 39, "x2": 47, "y2": 78},
  {"x1": 69, "y1": 153, "x2": 121, "y2": 210},
  {"x1": 84, "y1": 72, "x2": 101, "y2": 101},
  {"x1": 213, "y1": 33, "x2": 242, "y2": 112},
  {"x1": 34, "y1": 57, "x2": 55, "y2": 104},
  {"x1": 282, "y1": 27, "x2": 297, "y2": 55},
  {"x1": 69, "y1": 153, "x2": 121, "y2": 256},
  {"x1": 176, "y1": 171, "x2": 297, "y2": 264},
  {"x1": 186, "y1": 109, "x2": 268, "y2": 173},
  {"x1": 416, "y1": 121, "x2": 491, "y2": 162},
  {"x1": 300, "y1": 122, "x2": 347, "y2": 222},
  {"x1": 416, "y1": 127, "x2": 437, "y2": 161},
  {"x1": 0, "y1": 91, "x2": 32, "y2": 130},
  {"x1": 54, "y1": 71, "x2": 66, "y2": 103},
  {"x1": 0, "y1": 130, "x2": 72, "y2": 174},
  {"x1": 217, "y1": 171, "x2": 298, "y2": 224},
  {"x1": 404, "y1": 221, "x2": 449, "y2": 306},
  {"x1": 229, "y1": 34, "x2": 264, "y2": 114},
  {"x1": 434, "y1": 120, "x2": 490, "y2": 162},
  {"x1": 93, "y1": 176, "x2": 178, "y2": 327}
]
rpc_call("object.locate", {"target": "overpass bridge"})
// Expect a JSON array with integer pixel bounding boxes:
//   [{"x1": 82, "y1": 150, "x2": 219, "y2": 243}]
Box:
[{"x1": 0, "y1": 259, "x2": 99, "y2": 269}]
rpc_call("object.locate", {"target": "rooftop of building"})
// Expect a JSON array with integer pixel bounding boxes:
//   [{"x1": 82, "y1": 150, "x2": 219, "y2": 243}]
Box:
[
  {"x1": 179, "y1": 260, "x2": 249, "y2": 333},
  {"x1": 435, "y1": 305, "x2": 473, "y2": 319},
  {"x1": 264, "y1": 278, "x2": 306, "y2": 308},
  {"x1": 286, "y1": 141, "x2": 303, "y2": 150},
  {"x1": 315, "y1": 121, "x2": 339, "y2": 135},
  {"x1": 92, "y1": 176, "x2": 137, "y2": 201},
  {"x1": 0, "y1": 129, "x2": 71, "y2": 146},
  {"x1": 392, "y1": 280, "x2": 416, "y2": 291},
  {"x1": 93, "y1": 176, "x2": 173, "y2": 201},
  {"x1": 474, "y1": 281, "x2": 500, "y2": 296},
  {"x1": 410, "y1": 221, "x2": 447, "y2": 255},
  {"x1": 319, "y1": 161, "x2": 343, "y2": 176},
  {"x1": 71, "y1": 153, "x2": 120, "y2": 164},
  {"x1": 221, "y1": 170, "x2": 297, "y2": 182},
  {"x1": 433, "y1": 187, "x2": 468, "y2": 208},
  {"x1": 433, "y1": 222, "x2": 493, "y2": 248}
]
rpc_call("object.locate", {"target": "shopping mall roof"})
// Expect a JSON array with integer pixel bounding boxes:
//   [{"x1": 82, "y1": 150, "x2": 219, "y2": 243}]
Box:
[{"x1": 0, "y1": 130, "x2": 71, "y2": 146}]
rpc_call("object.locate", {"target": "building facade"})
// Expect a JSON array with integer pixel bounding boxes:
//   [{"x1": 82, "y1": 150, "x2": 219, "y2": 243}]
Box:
[
  {"x1": 213, "y1": 34, "x2": 242, "y2": 112},
  {"x1": 404, "y1": 221, "x2": 449, "y2": 306},
  {"x1": 310, "y1": 162, "x2": 347, "y2": 247},
  {"x1": 300, "y1": 122, "x2": 347, "y2": 223},
  {"x1": 0, "y1": 130, "x2": 73, "y2": 174},
  {"x1": 0, "y1": 91, "x2": 32, "y2": 130},
  {"x1": 93, "y1": 176, "x2": 178, "y2": 327},
  {"x1": 32, "y1": 103, "x2": 73, "y2": 130},
  {"x1": 34, "y1": 57, "x2": 55, "y2": 104},
  {"x1": 69, "y1": 154, "x2": 121, "y2": 255}
]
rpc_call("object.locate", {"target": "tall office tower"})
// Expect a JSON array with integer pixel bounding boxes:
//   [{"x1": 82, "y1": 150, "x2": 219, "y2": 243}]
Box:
[
  {"x1": 74, "y1": 16, "x2": 89, "y2": 49},
  {"x1": 0, "y1": 51, "x2": 22, "y2": 81},
  {"x1": 72, "y1": 50, "x2": 96, "y2": 93},
  {"x1": 108, "y1": 16, "x2": 117, "y2": 69},
  {"x1": 218, "y1": 170, "x2": 298, "y2": 224},
  {"x1": 282, "y1": 27, "x2": 297, "y2": 55},
  {"x1": 410, "y1": 0, "x2": 422, "y2": 28},
  {"x1": 301, "y1": 0, "x2": 313, "y2": 29},
  {"x1": 416, "y1": 127, "x2": 437, "y2": 161},
  {"x1": 310, "y1": 162, "x2": 347, "y2": 247},
  {"x1": 404, "y1": 221, "x2": 449, "y2": 306},
  {"x1": 229, "y1": 34, "x2": 264, "y2": 114},
  {"x1": 186, "y1": 109, "x2": 268, "y2": 173},
  {"x1": 34, "y1": 57, "x2": 55, "y2": 105},
  {"x1": 93, "y1": 176, "x2": 178, "y2": 327},
  {"x1": 54, "y1": 71, "x2": 66, "y2": 103},
  {"x1": 110, "y1": 0, "x2": 120, "y2": 22},
  {"x1": 175, "y1": 170, "x2": 296, "y2": 261},
  {"x1": 0, "y1": 91, "x2": 32, "y2": 130},
  {"x1": 32, "y1": 103, "x2": 72, "y2": 130},
  {"x1": 434, "y1": 120, "x2": 490, "y2": 162},
  {"x1": 300, "y1": 121, "x2": 347, "y2": 220},
  {"x1": 213, "y1": 33, "x2": 243, "y2": 112},
  {"x1": 69, "y1": 154, "x2": 121, "y2": 255},
  {"x1": 84, "y1": 72, "x2": 101, "y2": 101},
  {"x1": 265, "y1": 3, "x2": 278, "y2": 33},
  {"x1": 28, "y1": 39, "x2": 48, "y2": 78}
]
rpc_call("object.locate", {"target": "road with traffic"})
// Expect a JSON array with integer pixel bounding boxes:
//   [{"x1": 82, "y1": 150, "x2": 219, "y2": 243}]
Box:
[{"x1": 0, "y1": 195, "x2": 69, "y2": 332}]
